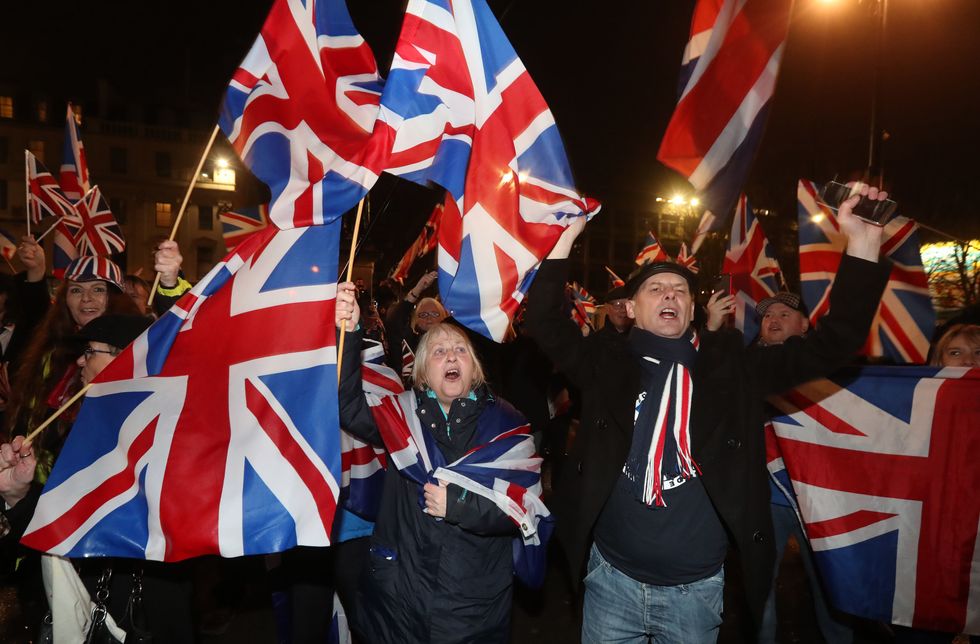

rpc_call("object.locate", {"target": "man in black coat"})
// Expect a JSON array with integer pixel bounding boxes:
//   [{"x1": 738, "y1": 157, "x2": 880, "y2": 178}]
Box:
[{"x1": 525, "y1": 186, "x2": 892, "y2": 642}]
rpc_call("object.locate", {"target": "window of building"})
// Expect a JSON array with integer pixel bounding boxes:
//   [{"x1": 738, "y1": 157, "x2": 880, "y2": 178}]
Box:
[
  {"x1": 155, "y1": 202, "x2": 172, "y2": 228},
  {"x1": 0, "y1": 137, "x2": 8, "y2": 164},
  {"x1": 110, "y1": 147, "x2": 127, "y2": 174},
  {"x1": 37, "y1": 100, "x2": 48, "y2": 123},
  {"x1": 155, "y1": 151, "x2": 171, "y2": 178},
  {"x1": 27, "y1": 140, "x2": 45, "y2": 164},
  {"x1": 0, "y1": 97, "x2": 12, "y2": 119},
  {"x1": 0, "y1": 181, "x2": 7, "y2": 210},
  {"x1": 198, "y1": 204, "x2": 214, "y2": 231},
  {"x1": 110, "y1": 197, "x2": 127, "y2": 225}
]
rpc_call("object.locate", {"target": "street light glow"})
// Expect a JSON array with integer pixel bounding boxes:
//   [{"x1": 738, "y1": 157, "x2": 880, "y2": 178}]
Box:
[
  {"x1": 811, "y1": 214, "x2": 825, "y2": 223},
  {"x1": 690, "y1": 197, "x2": 700, "y2": 207},
  {"x1": 216, "y1": 158, "x2": 230, "y2": 168}
]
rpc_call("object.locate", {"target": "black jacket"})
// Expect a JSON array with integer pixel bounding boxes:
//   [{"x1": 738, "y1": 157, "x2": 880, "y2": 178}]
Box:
[
  {"x1": 339, "y1": 330, "x2": 520, "y2": 644},
  {"x1": 525, "y1": 254, "x2": 890, "y2": 626}
]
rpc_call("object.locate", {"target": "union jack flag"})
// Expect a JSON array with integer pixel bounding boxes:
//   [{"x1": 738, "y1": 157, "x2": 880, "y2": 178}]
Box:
[
  {"x1": 766, "y1": 366, "x2": 980, "y2": 634},
  {"x1": 568, "y1": 282, "x2": 596, "y2": 333},
  {"x1": 378, "y1": 0, "x2": 599, "y2": 341},
  {"x1": 60, "y1": 103, "x2": 91, "y2": 200},
  {"x1": 634, "y1": 231, "x2": 672, "y2": 266},
  {"x1": 339, "y1": 338, "x2": 395, "y2": 520},
  {"x1": 722, "y1": 194, "x2": 782, "y2": 343},
  {"x1": 399, "y1": 339, "x2": 415, "y2": 383},
  {"x1": 25, "y1": 151, "x2": 76, "y2": 225},
  {"x1": 219, "y1": 204, "x2": 270, "y2": 251},
  {"x1": 604, "y1": 266, "x2": 625, "y2": 290},
  {"x1": 658, "y1": 0, "x2": 792, "y2": 237},
  {"x1": 22, "y1": 222, "x2": 344, "y2": 561},
  {"x1": 676, "y1": 242, "x2": 700, "y2": 274},
  {"x1": 219, "y1": 0, "x2": 387, "y2": 230},
  {"x1": 797, "y1": 179, "x2": 936, "y2": 363},
  {"x1": 366, "y1": 389, "x2": 553, "y2": 587},
  {"x1": 389, "y1": 202, "x2": 441, "y2": 284},
  {"x1": 59, "y1": 185, "x2": 126, "y2": 256}
]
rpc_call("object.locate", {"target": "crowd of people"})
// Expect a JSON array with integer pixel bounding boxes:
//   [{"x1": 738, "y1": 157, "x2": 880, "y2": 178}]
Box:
[{"x1": 0, "y1": 185, "x2": 977, "y2": 643}]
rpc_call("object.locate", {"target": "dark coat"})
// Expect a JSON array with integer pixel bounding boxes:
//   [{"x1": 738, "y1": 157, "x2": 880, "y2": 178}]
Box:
[
  {"x1": 525, "y1": 254, "x2": 890, "y2": 626},
  {"x1": 339, "y1": 331, "x2": 520, "y2": 644}
]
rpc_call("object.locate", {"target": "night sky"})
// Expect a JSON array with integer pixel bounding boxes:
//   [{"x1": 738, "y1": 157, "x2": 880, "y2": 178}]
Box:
[{"x1": 3, "y1": 0, "x2": 978, "y2": 247}]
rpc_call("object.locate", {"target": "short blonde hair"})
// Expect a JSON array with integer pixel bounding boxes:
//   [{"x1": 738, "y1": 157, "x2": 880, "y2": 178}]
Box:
[
  {"x1": 930, "y1": 324, "x2": 980, "y2": 366},
  {"x1": 411, "y1": 323, "x2": 486, "y2": 391},
  {"x1": 410, "y1": 297, "x2": 448, "y2": 333}
]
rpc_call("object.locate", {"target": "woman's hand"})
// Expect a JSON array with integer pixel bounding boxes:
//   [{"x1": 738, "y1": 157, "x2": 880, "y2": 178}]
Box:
[
  {"x1": 335, "y1": 282, "x2": 360, "y2": 331},
  {"x1": 154, "y1": 241, "x2": 183, "y2": 288},
  {"x1": 423, "y1": 480, "x2": 448, "y2": 518},
  {"x1": 0, "y1": 435, "x2": 36, "y2": 508},
  {"x1": 407, "y1": 270, "x2": 438, "y2": 303},
  {"x1": 18, "y1": 235, "x2": 45, "y2": 282},
  {"x1": 705, "y1": 290, "x2": 736, "y2": 332}
]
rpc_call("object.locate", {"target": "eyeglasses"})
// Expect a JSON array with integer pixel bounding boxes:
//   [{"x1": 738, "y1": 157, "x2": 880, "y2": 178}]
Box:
[
  {"x1": 82, "y1": 347, "x2": 116, "y2": 360},
  {"x1": 417, "y1": 311, "x2": 442, "y2": 319}
]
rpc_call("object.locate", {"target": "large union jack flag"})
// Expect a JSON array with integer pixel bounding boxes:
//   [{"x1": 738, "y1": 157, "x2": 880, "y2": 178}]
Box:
[
  {"x1": 377, "y1": 0, "x2": 599, "y2": 341},
  {"x1": 26, "y1": 150, "x2": 76, "y2": 226},
  {"x1": 797, "y1": 179, "x2": 936, "y2": 363},
  {"x1": 219, "y1": 0, "x2": 388, "y2": 230},
  {"x1": 60, "y1": 103, "x2": 91, "y2": 201},
  {"x1": 22, "y1": 223, "x2": 344, "y2": 561},
  {"x1": 722, "y1": 194, "x2": 782, "y2": 343},
  {"x1": 658, "y1": 0, "x2": 792, "y2": 239},
  {"x1": 58, "y1": 185, "x2": 126, "y2": 256},
  {"x1": 219, "y1": 203, "x2": 271, "y2": 252},
  {"x1": 766, "y1": 366, "x2": 980, "y2": 634}
]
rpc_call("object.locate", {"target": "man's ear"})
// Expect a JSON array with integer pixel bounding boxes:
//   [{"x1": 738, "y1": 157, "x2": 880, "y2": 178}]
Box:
[
  {"x1": 801, "y1": 316, "x2": 810, "y2": 334},
  {"x1": 625, "y1": 300, "x2": 636, "y2": 320}
]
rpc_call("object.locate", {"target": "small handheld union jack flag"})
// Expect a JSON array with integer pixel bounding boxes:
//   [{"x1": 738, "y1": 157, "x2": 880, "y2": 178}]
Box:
[
  {"x1": 634, "y1": 231, "x2": 671, "y2": 266},
  {"x1": 59, "y1": 185, "x2": 126, "y2": 256},
  {"x1": 26, "y1": 151, "x2": 76, "y2": 226}
]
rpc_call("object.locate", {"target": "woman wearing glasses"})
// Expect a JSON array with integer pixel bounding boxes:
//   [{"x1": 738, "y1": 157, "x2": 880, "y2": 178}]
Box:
[{"x1": 386, "y1": 270, "x2": 448, "y2": 383}]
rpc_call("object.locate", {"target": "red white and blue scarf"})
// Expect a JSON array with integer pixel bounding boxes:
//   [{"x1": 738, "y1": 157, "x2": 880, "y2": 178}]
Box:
[
  {"x1": 624, "y1": 327, "x2": 700, "y2": 507},
  {"x1": 366, "y1": 388, "x2": 553, "y2": 587}
]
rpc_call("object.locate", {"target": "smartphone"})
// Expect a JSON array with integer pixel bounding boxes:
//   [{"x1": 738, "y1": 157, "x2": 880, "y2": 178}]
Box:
[
  {"x1": 712, "y1": 273, "x2": 731, "y2": 297},
  {"x1": 819, "y1": 181, "x2": 898, "y2": 227}
]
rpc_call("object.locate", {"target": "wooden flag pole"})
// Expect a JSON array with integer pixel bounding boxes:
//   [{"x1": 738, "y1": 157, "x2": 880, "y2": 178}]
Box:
[
  {"x1": 34, "y1": 215, "x2": 64, "y2": 244},
  {"x1": 24, "y1": 150, "x2": 31, "y2": 237},
  {"x1": 336, "y1": 198, "x2": 366, "y2": 379},
  {"x1": 147, "y1": 124, "x2": 222, "y2": 308},
  {"x1": 25, "y1": 384, "x2": 92, "y2": 446}
]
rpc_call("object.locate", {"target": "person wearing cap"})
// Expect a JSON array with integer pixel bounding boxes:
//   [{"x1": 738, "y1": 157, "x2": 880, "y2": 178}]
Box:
[
  {"x1": 597, "y1": 285, "x2": 633, "y2": 337},
  {"x1": 525, "y1": 185, "x2": 892, "y2": 642},
  {"x1": 708, "y1": 290, "x2": 855, "y2": 643},
  {"x1": 1, "y1": 314, "x2": 153, "y2": 639}
]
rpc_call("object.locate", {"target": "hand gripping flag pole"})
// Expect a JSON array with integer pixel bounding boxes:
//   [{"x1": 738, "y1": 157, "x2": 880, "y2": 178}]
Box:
[
  {"x1": 336, "y1": 198, "x2": 365, "y2": 378},
  {"x1": 147, "y1": 124, "x2": 222, "y2": 307}
]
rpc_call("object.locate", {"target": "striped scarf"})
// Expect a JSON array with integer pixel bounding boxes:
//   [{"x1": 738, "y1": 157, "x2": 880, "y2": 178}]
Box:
[{"x1": 623, "y1": 327, "x2": 700, "y2": 507}]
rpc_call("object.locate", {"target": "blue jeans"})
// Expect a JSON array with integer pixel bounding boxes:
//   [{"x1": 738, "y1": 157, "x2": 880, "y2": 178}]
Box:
[{"x1": 582, "y1": 543, "x2": 724, "y2": 644}]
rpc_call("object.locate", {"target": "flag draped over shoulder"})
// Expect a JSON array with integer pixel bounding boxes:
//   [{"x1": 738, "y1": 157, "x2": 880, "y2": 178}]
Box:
[
  {"x1": 60, "y1": 103, "x2": 91, "y2": 201},
  {"x1": 767, "y1": 366, "x2": 980, "y2": 635},
  {"x1": 218, "y1": 0, "x2": 388, "y2": 229},
  {"x1": 389, "y1": 202, "x2": 441, "y2": 284},
  {"x1": 22, "y1": 223, "x2": 345, "y2": 561},
  {"x1": 658, "y1": 0, "x2": 792, "y2": 235},
  {"x1": 722, "y1": 194, "x2": 781, "y2": 342},
  {"x1": 219, "y1": 204, "x2": 271, "y2": 251},
  {"x1": 365, "y1": 389, "x2": 553, "y2": 587},
  {"x1": 797, "y1": 179, "x2": 936, "y2": 363},
  {"x1": 634, "y1": 231, "x2": 671, "y2": 266},
  {"x1": 377, "y1": 0, "x2": 599, "y2": 341}
]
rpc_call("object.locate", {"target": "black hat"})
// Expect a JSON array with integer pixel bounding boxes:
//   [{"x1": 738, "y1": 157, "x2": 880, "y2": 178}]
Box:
[
  {"x1": 76, "y1": 314, "x2": 152, "y2": 350},
  {"x1": 602, "y1": 285, "x2": 628, "y2": 304},
  {"x1": 756, "y1": 292, "x2": 808, "y2": 317},
  {"x1": 625, "y1": 262, "x2": 697, "y2": 297}
]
